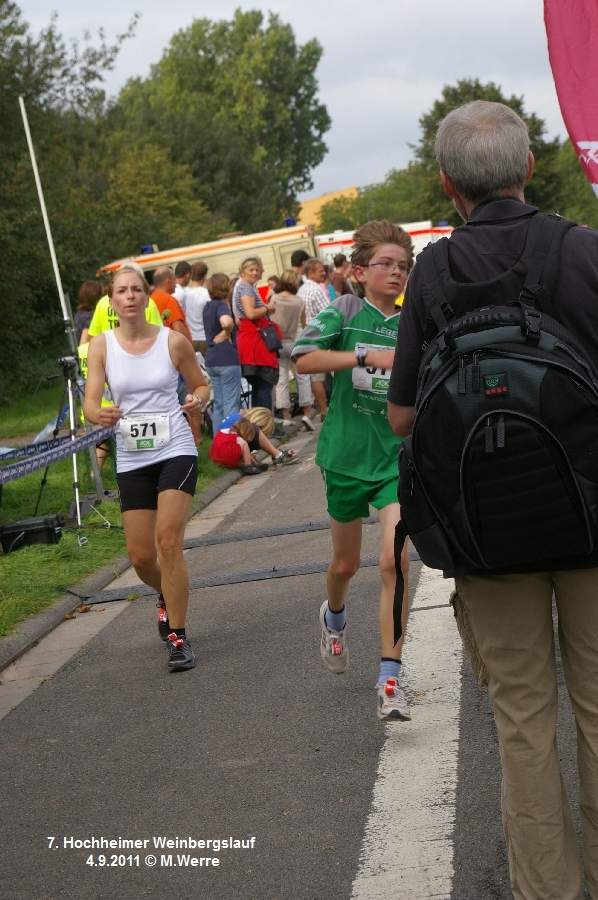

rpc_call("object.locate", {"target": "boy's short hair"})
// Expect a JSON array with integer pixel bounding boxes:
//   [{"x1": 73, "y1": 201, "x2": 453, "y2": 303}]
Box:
[
  {"x1": 351, "y1": 220, "x2": 414, "y2": 272},
  {"x1": 333, "y1": 253, "x2": 347, "y2": 268},
  {"x1": 206, "y1": 273, "x2": 231, "y2": 301},
  {"x1": 304, "y1": 257, "x2": 323, "y2": 277},
  {"x1": 174, "y1": 261, "x2": 192, "y2": 278},
  {"x1": 191, "y1": 261, "x2": 208, "y2": 281},
  {"x1": 291, "y1": 249, "x2": 310, "y2": 268}
]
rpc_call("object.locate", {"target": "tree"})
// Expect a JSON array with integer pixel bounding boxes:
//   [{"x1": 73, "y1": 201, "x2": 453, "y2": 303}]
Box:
[
  {"x1": 114, "y1": 9, "x2": 331, "y2": 232},
  {"x1": 0, "y1": 0, "x2": 136, "y2": 400},
  {"x1": 411, "y1": 79, "x2": 562, "y2": 225},
  {"x1": 318, "y1": 79, "x2": 578, "y2": 234}
]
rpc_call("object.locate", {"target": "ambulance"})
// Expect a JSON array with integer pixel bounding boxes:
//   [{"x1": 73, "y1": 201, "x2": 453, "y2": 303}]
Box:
[
  {"x1": 98, "y1": 225, "x2": 318, "y2": 282},
  {"x1": 316, "y1": 221, "x2": 454, "y2": 265}
]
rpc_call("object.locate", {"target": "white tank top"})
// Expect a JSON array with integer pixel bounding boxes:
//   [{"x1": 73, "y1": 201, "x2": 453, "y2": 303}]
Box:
[{"x1": 105, "y1": 327, "x2": 197, "y2": 472}]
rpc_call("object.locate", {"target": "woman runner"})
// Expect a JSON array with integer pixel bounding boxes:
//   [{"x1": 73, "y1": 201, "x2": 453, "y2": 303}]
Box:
[{"x1": 84, "y1": 267, "x2": 210, "y2": 673}]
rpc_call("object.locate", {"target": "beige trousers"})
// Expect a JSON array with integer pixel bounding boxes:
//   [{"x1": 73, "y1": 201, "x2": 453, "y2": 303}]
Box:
[{"x1": 454, "y1": 569, "x2": 598, "y2": 900}]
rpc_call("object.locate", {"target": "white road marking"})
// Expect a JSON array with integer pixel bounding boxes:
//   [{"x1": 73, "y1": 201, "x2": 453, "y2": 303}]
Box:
[{"x1": 351, "y1": 566, "x2": 462, "y2": 900}]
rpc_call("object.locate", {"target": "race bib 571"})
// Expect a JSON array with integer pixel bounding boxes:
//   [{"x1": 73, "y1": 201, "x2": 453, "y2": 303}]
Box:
[
  {"x1": 120, "y1": 413, "x2": 170, "y2": 451},
  {"x1": 352, "y1": 343, "x2": 391, "y2": 395}
]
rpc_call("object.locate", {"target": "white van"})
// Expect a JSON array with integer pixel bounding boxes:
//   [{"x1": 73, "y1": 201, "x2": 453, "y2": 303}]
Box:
[
  {"x1": 316, "y1": 221, "x2": 454, "y2": 266},
  {"x1": 98, "y1": 225, "x2": 318, "y2": 282}
]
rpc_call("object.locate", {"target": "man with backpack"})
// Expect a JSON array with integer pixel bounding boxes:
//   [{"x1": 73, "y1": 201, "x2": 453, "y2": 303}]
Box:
[{"x1": 387, "y1": 100, "x2": 598, "y2": 899}]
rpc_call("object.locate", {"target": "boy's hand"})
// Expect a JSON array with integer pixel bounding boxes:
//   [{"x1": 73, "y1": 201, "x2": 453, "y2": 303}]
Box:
[{"x1": 364, "y1": 349, "x2": 395, "y2": 371}]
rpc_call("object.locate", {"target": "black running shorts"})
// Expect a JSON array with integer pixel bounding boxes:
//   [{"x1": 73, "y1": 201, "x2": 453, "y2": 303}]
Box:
[{"x1": 117, "y1": 455, "x2": 198, "y2": 512}]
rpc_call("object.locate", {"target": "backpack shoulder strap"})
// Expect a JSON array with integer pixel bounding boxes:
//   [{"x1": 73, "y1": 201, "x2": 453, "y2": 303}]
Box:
[
  {"x1": 519, "y1": 212, "x2": 576, "y2": 317},
  {"x1": 417, "y1": 238, "x2": 455, "y2": 330}
]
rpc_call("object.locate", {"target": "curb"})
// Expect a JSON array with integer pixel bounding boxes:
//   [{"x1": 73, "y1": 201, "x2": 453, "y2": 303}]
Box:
[{"x1": 0, "y1": 418, "x2": 305, "y2": 673}]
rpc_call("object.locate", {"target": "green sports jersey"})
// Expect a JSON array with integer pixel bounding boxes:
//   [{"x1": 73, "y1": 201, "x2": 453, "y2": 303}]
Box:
[
  {"x1": 292, "y1": 294, "x2": 402, "y2": 483},
  {"x1": 88, "y1": 295, "x2": 162, "y2": 336}
]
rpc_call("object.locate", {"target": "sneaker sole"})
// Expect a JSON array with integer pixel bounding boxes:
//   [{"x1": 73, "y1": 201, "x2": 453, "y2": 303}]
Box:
[
  {"x1": 377, "y1": 707, "x2": 411, "y2": 721},
  {"x1": 168, "y1": 655, "x2": 196, "y2": 672}
]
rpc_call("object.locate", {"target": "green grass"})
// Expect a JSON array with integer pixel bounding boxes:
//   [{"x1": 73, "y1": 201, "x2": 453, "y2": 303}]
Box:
[
  {"x1": 0, "y1": 501, "x2": 127, "y2": 636},
  {"x1": 0, "y1": 381, "x2": 65, "y2": 442},
  {"x1": 0, "y1": 425, "x2": 227, "y2": 636}
]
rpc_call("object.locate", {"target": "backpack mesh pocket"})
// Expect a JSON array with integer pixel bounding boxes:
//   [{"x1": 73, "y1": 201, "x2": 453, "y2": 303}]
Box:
[{"x1": 399, "y1": 440, "x2": 457, "y2": 570}]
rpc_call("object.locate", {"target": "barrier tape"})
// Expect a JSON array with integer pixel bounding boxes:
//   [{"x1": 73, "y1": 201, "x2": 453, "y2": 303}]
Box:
[
  {"x1": 0, "y1": 426, "x2": 115, "y2": 484},
  {"x1": 0, "y1": 432, "x2": 75, "y2": 462}
]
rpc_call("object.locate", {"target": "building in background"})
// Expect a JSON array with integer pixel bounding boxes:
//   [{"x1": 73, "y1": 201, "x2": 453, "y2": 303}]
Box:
[{"x1": 297, "y1": 187, "x2": 359, "y2": 229}]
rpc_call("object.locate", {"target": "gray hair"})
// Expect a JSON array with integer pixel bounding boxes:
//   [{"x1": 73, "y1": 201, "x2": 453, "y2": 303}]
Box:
[{"x1": 434, "y1": 101, "x2": 530, "y2": 202}]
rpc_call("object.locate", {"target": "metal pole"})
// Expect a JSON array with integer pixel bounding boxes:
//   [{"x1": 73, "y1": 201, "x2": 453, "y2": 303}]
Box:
[
  {"x1": 19, "y1": 95, "x2": 105, "y2": 506},
  {"x1": 66, "y1": 375, "x2": 82, "y2": 528},
  {"x1": 18, "y1": 96, "x2": 69, "y2": 322}
]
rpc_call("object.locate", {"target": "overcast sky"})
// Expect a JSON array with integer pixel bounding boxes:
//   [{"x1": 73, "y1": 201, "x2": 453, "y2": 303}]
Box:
[{"x1": 21, "y1": 0, "x2": 565, "y2": 200}]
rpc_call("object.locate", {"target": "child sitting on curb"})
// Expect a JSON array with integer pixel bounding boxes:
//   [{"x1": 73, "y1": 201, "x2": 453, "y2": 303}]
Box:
[{"x1": 210, "y1": 414, "x2": 298, "y2": 475}]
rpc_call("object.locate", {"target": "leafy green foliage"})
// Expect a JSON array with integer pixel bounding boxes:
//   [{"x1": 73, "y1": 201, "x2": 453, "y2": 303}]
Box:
[
  {"x1": 318, "y1": 79, "x2": 598, "y2": 233},
  {"x1": 114, "y1": 9, "x2": 331, "y2": 232},
  {"x1": 0, "y1": 4, "x2": 329, "y2": 403}
]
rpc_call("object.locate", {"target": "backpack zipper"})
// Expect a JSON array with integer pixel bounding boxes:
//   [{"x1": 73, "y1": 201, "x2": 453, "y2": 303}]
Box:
[
  {"x1": 472, "y1": 352, "x2": 480, "y2": 392},
  {"x1": 485, "y1": 416, "x2": 494, "y2": 453}
]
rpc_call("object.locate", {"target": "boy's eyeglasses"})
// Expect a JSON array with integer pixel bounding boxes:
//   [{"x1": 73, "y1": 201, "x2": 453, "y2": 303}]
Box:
[{"x1": 365, "y1": 262, "x2": 409, "y2": 274}]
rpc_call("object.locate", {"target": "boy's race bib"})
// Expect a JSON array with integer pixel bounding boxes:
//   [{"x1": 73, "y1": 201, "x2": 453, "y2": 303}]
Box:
[
  {"x1": 351, "y1": 344, "x2": 391, "y2": 395},
  {"x1": 120, "y1": 413, "x2": 170, "y2": 451}
]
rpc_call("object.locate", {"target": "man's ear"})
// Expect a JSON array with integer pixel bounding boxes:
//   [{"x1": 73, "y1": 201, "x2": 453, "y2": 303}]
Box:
[
  {"x1": 525, "y1": 151, "x2": 535, "y2": 185},
  {"x1": 440, "y1": 170, "x2": 459, "y2": 200}
]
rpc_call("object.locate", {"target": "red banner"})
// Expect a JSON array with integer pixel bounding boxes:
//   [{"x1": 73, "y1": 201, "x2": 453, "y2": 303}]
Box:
[{"x1": 545, "y1": 0, "x2": 598, "y2": 197}]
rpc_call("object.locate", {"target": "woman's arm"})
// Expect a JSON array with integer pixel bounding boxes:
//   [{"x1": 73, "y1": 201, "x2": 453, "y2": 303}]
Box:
[
  {"x1": 169, "y1": 332, "x2": 211, "y2": 416},
  {"x1": 213, "y1": 313, "x2": 234, "y2": 344},
  {"x1": 82, "y1": 335, "x2": 123, "y2": 427},
  {"x1": 240, "y1": 294, "x2": 267, "y2": 321},
  {"x1": 240, "y1": 293, "x2": 272, "y2": 321}
]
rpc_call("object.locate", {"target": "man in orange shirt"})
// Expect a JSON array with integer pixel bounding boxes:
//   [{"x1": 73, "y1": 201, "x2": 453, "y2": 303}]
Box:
[
  {"x1": 151, "y1": 266, "x2": 201, "y2": 442},
  {"x1": 151, "y1": 267, "x2": 193, "y2": 343}
]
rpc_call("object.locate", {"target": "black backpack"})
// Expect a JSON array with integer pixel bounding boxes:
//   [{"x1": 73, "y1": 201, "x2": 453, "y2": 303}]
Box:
[{"x1": 394, "y1": 212, "x2": 598, "y2": 635}]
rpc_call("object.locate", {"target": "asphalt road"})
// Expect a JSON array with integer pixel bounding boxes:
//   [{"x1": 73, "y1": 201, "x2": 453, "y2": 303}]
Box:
[{"x1": 0, "y1": 431, "x2": 588, "y2": 899}]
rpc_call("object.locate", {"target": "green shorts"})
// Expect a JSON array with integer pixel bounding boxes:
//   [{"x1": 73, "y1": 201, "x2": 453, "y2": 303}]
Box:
[{"x1": 321, "y1": 468, "x2": 399, "y2": 523}]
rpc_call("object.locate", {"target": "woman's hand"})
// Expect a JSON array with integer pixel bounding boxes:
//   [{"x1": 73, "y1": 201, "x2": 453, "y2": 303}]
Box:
[
  {"x1": 181, "y1": 393, "x2": 205, "y2": 418},
  {"x1": 98, "y1": 405, "x2": 124, "y2": 427},
  {"x1": 267, "y1": 299, "x2": 276, "y2": 313}
]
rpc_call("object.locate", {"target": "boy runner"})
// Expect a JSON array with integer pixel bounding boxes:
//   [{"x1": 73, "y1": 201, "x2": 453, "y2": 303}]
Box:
[{"x1": 292, "y1": 220, "x2": 412, "y2": 720}]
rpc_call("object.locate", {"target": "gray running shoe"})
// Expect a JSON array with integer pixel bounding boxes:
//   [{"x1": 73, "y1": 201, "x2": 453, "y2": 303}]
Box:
[
  {"x1": 166, "y1": 633, "x2": 196, "y2": 672},
  {"x1": 273, "y1": 448, "x2": 299, "y2": 466},
  {"x1": 319, "y1": 600, "x2": 348, "y2": 674},
  {"x1": 157, "y1": 594, "x2": 169, "y2": 641},
  {"x1": 376, "y1": 677, "x2": 411, "y2": 721},
  {"x1": 301, "y1": 415, "x2": 315, "y2": 432}
]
